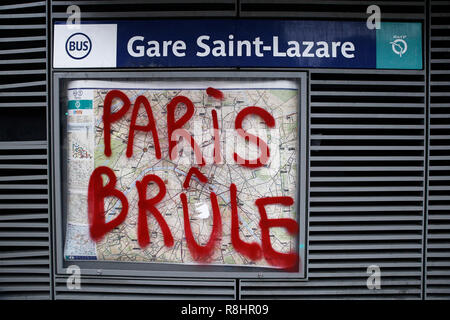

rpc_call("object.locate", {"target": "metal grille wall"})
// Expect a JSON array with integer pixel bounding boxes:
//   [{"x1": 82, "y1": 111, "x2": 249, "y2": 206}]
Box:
[
  {"x1": 241, "y1": 69, "x2": 426, "y2": 299},
  {"x1": 50, "y1": 0, "x2": 239, "y2": 300},
  {"x1": 1, "y1": 0, "x2": 449, "y2": 300},
  {"x1": 426, "y1": 0, "x2": 450, "y2": 300},
  {"x1": 0, "y1": 1, "x2": 50, "y2": 299},
  {"x1": 240, "y1": 0, "x2": 425, "y2": 19},
  {"x1": 238, "y1": 0, "x2": 427, "y2": 299},
  {"x1": 51, "y1": 0, "x2": 237, "y2": 18}
]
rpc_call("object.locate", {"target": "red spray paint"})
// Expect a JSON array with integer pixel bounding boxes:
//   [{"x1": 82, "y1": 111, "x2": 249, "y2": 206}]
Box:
[{"x1": 136, "y1": 174, "x2": 174, "y2": 248}]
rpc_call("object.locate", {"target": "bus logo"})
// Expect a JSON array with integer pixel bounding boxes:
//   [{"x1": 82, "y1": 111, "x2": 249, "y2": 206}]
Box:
[{"x1": 66, "y1": 32, "x2": 92, "y2": 60}]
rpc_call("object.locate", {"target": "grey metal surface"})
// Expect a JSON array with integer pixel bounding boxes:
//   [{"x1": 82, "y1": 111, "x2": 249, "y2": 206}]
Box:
[
  {"x1": 426, "y1": 0, "x2": 450, "y2": 300},
  {"x1": 0, "y1": 0, "x2": 448, "y2": 300},
  {"x1": 54, "y1": 276, "x2": 236, "y2": 300},
  {"x1": 0, "y1": 1, "x2": 50, "y2": 300},
  {"x1": 240, "y1": 68, "x2": 426, "y2": 299},
  {"x1": 51, "y1": 71, "x2": 307, "y2": 281},
  {"x1": 51, "y1": 0, "x2": 237, "y2": 18},
  {"x1": 240, "y1": 0, "x2": 425, "y2": 19}
]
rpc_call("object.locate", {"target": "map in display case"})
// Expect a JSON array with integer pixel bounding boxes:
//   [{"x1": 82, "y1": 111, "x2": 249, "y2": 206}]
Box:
[{"x1": 62, "y1": 78, "x2": 301, "y2": 270}]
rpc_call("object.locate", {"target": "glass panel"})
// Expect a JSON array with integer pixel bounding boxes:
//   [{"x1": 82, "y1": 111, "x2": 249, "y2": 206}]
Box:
[{"x1": 60, "y1": 76, "x2": 302, "y2": 274}]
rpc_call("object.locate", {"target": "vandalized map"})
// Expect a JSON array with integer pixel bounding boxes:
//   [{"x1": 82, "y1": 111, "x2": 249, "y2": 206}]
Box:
[{"x1": 64, "y1": 79, "x2": 299, "y2": 268}]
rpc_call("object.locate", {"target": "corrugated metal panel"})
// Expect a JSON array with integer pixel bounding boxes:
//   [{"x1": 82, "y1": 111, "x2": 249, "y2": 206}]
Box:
[
  {"x1": 0, "y1": 0, "x2": 441, "y2": 300},
  {"x1": 240, "y1": 0, "x2": 427, "y2": 299},
  {"x1": 426, "y1": 0, "x2": 450, "y2": 300},
  {"x1": 0, "y1": 141, "x2": 50, "y2": 300},
  {"x1": 48, "y1": 0, "x2": 429, "y2": 300},
  {"x1": 51, "y1": 0, "x2": 237, "y2": 18},
  {"x1": 50, "y1": 0, "x2": 238, "y2": 300},
  {"x1": 241, "y1": 67, "x2": 426, "y2": 298},
  {"x1": 0, "y1": 1, "x2": 50, "y2": 300},
  {"x1": 55, "y1": 277, "x2": 235, "y2": 300},
  {"x1": 240, "y1": 0, "x2": 425, "y2": 19}
]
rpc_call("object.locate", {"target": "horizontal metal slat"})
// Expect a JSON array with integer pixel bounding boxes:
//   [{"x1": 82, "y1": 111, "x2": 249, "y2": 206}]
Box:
[
  {"x1": 310, "y1": 176, "x2": 423, "y2": 182},
  {"x1": 310, "y1": 235, "x2": 422, "y2": 241},
  {"x1": 309, "y1": 252, "x2": 421, "y2": 260},
  {"x1": 0, "y1": 13, "x2": 46, "y2": 19},
  {"x1": 311, "y1": 186, "x2": 423, "y2": 192},
  {"x1": 241, "y1": 279, "x2": 420, "y2": 288},
  {"x1": 0, "y1": 241, "x2": 49, "y2": 247},
  {"x1": 0, "y1": 250, "x2": 49, "y2": 259},
  {"x1": 311, "y1": 80, "x2": 424, "y2": 86},
  {"x1": 0, "y1": 259, "x2": 50, "y2": 266},
  {"x1": 0, "y1": 102, "x2": 47, "y2": 108},
  {"x1": 311, "y1": 113, "x2": 424, "y2": 118},
  {"x1": 307, "y1": 244, "x2": 420, "y2": 250},
  {"x1": 240, "y1": 288, "x2": 420, "y2": 296},
  {"x1": 0, "y1": 175, "x2": 47, "y2": 182},
  {"x1": 0, "y1": 285, "x2": 50, "y2": 292},
  {"x1": 311, "y1": 156, "x2": 423, "y2": 161},
  {"x1": 309, "y1": 216, "x2": 422, "y2": 223},
  {"x1": 311, "y1": 102, "x2": 424, "y2": 108},
  {"x1": 0, "y1": 266, "x2": 50, "y2": 274},
  {"x1": 0, "y1": 276, "x2": 49, "y2": 283},
  {"x1": 0, "y1": 184, "x2": 47, "y2": 189},
  {"x1": 0, "y1": 231, "x2": 49, "y2": 238},
  {"x1": 0, "y1": 213, "x2": 49, "y2": 221},
  {"x1": 0, "y1": 222, "x2": 48, "y2": 228},
  {"x1": 311, "y1": 124, "x2": 424, "y2": 129},
  {"x1": 311, "y1": 135, "x2": 424, "y2": 140},
  {"x1": 310, "y1": 146, "x2": 424, "y2": 150},
  {"x1": 0, "y1": 203, "x2": 48, "y2": 209},
  {"x1": 310, "y1": 166, "x2": 424, "y2": 171},
  {"x1": 0, "y1": 48, "x2": 46, "y2": 55},
  {"x1": 0, "y1": 60, "x2": 46, "y2": 67},
  {"x1": 310, "y1": 225, "x2": 422, "y2": 232},
  {"x1": 0, "y1": 164, "x2": 48, "y2": 169},
  {"x1": 311, "y1": 92, "x2": 424, "y2": 97},
  {"x1": 54, "y1": 285, "x2": 230, "y2": 295},
  {"x1": 309, "y1": 271, "x2": 421, "y2": 278},
  {"x1": 0, "y1": 2, "x2": 46, "y2": 10},
  {"x1": 0, "y1": 81, "x2": 46, "y2": 90},
  {"x1": 0, "y1": 36, "x2": 46, "y2": 43},
  {"x1": 309, "y1": 206, "x2": 423, "y2": 212}
]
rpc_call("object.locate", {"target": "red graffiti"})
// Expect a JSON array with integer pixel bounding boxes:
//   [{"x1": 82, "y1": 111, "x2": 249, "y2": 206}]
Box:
[
  {"x1": 181, "y1": 169, "x2": 222, "y2": 262},
  {"x1": 230, "y1": 183, "x2": 262, "y2": 261},
  {"x1": 206, "y1": 87, "x2": 224, "y2": 100},
  {"x1": 211, "y1": 109, "x2": 222, "y2": 164},
  {"x1": 234, "y1": 106, "x2": 275, "y2": 168},
  {"x1": 183, "y1": 167, "x2": 208, "y2": 189},
  {"x1": 88, "y1": 167, "x2": 298, "y2": 269},
  {"x1": 136, "y1": 174, "x2": 173, "y2": 248},
  {"x1": 255, "y1": 196, "x2": 299, "y2": 269},
  {"x1": 207, "y1": 87, "x2": 223, "y2": 164},
  {"x1": 101, "y1": 90, "x2": 273, "y2": 169},
  {"x1": 88, "y1": 88, "x2": 299, "y2": 269},
  {"x1": 88, "y1": 166, "x2": 129, "y2": 241},
  {"x1": 103, "y1": 90, "x2": 131, "y2": 157},
  {"x1": 167, "y1": 95, "x2": 206, "y2": 166},
  {"x1": 127, "y1": 95, "x2": 161, "y2": 159}
]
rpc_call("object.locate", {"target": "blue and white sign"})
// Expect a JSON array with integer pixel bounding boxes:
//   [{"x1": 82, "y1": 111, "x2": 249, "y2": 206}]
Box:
[
  {"x1": 53, "y1": 20, "x2": 422, "y2": 69},
  {"x1": 54, "y1": 24, "x2": 117, "y2": 68}
]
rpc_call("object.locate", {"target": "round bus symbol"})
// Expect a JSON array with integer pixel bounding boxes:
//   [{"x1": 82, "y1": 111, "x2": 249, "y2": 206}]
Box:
[{"x1": 65, "y1": 33, "x2": 92, "y2": 60}]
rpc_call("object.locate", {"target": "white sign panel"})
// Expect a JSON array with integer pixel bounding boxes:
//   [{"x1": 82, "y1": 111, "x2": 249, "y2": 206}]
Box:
[{"x1": 53, "y1": 24, "x2": 117, "y2": 68}]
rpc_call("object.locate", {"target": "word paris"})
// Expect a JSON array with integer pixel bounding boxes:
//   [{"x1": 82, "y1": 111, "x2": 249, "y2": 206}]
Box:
[
  {"x1": 88, "y1": 87, "x2": 299, "y2": 269},
  {"x1": 128, "y1": 35, "x2": 356, "y2": 59}
]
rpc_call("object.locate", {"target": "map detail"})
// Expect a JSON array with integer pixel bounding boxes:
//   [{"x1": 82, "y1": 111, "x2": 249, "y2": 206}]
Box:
[{"x1": 64, "y1": 79, "x2": 299, "y2": 268}]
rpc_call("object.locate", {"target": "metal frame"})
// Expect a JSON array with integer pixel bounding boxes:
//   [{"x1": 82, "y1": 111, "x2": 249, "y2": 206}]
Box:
[
  {"x1": 4, "y1": 0, "x2": 448, "y2": 301},
  {"x1": 52, "y1": 71, "x2": 308, "y2": 279}
]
